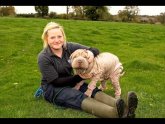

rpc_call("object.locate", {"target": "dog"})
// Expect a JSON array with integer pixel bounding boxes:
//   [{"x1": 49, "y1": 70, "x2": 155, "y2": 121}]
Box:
[{"x1": 70, "y1": 49, "x2": 125, "y2": 98}]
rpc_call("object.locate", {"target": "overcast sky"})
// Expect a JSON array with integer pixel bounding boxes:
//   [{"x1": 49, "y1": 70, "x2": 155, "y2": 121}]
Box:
[{"x1": 14, "y1": 6, "x2": 165, "y2": 16}]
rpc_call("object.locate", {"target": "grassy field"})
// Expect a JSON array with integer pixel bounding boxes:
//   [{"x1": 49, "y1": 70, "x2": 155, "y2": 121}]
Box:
[{"x1": 0, "y1": 17, "x2": 165, "y2": 118}]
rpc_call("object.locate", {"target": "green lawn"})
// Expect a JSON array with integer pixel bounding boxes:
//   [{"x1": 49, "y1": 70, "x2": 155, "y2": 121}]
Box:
[{"x1": 0, "y1": 17, "x2": 165, "y2": 118}]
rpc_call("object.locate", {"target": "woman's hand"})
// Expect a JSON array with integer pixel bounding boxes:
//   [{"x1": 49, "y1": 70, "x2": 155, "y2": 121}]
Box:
[
  {"x1": 73, "y1": 80, "x2": 84, "y2": 90},
  {"x1": 88, "y1": 47, "x2": 100, "y2": 57}
]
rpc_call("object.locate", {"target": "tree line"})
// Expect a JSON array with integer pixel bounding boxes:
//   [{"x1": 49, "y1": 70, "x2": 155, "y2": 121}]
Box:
[
  {"x1": 0, "y1": 6, "x2": 165, "y2": 25},
  {"x1": 34, "y1": 6, "x2": 139, "y2": 22}
]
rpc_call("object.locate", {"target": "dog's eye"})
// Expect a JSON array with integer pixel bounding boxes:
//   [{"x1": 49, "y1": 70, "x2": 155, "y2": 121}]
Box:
[
  {"x1": 70, "y1": 55, "x2": 76, "y2": 59},
  {"x1": 75, "y1": 54, "x2": 79, "y2": 58}
]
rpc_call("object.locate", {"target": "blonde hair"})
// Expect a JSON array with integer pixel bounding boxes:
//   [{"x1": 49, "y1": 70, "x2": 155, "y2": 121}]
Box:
[{"x1": 41, "y1": 22, "x2": 67, "y2": 49}]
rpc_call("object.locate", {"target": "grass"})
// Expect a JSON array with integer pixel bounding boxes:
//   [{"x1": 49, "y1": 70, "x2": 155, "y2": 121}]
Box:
[{"x1": 0, "y1": 17, "x2": 165, "y2": 118}]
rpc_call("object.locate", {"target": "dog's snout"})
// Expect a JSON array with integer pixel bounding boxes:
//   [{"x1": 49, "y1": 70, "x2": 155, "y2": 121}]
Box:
[{"x1": 78, "y1": 59, "x2": 82, "y2": 63}]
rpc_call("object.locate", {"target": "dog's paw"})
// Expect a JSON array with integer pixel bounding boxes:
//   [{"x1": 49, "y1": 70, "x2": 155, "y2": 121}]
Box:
[
  {"x1": 115, "y1": 95, "x2": 121, "y2": 99},
  {"x1": 84, "y1": 89, "x2": 92, "y2": 97},
  {"x1": 98, "y1": 85, "x2": 106, "y2": 91}
]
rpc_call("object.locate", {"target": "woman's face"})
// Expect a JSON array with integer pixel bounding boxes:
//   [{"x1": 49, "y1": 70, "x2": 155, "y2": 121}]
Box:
[{"x1": 47, "y1": 28, "x2": 64, "y2": 50}]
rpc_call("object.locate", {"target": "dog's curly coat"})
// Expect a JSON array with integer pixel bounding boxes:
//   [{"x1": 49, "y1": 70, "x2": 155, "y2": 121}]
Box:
[{"x1": 70, "y1": 49, "x2": 124, "y2": 98}]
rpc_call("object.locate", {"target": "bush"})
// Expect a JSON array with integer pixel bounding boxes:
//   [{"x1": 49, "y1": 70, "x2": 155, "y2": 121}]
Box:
[
  {"x1": 49, "y1": 12, "x2": 57, "y2": 18},
  {"x1": 16, "y1": 13, "x2": 35, "y2": 18},
  {"x1": 0, "y1": 6, "x2": 16, "y2": 16}
]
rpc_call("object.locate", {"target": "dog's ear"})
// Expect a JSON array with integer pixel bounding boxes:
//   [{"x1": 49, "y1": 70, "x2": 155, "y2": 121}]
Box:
[
  {"x1": 87, "y1": 50, "x2": 94, "y2": 64},
  {"x1": 70, "y1": 53, "x2": 73, "y2": 60},
  {"x1": 70, "y1": 51, "x2": 76, "y2": 60}
]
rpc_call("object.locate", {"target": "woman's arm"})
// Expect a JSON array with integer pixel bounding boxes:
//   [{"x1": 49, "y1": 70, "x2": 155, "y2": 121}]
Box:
[
  {"x1": 38, "y1": 53, "x2": 83, "y2": 87},
  {"x1": 50, "y1": 75, "x2": 83, "y2": 87}
]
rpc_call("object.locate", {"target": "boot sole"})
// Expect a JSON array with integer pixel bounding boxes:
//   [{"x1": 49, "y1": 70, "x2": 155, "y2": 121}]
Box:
[
  {"x1": 116, "y1": 98, "x2": 125, "y2": 118},
  {"x1": 127, "y1": 91, "x2": 138, "y2": 118}
]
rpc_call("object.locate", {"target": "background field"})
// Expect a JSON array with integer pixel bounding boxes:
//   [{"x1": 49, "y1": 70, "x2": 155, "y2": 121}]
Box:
[{"x1": 0, "y1": 17, "x2": 165, "y2": 118}]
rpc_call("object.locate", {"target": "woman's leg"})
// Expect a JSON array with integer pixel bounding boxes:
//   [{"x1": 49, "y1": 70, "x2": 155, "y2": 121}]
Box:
[
  {"x1": 94, "y1": 90, "x2": 138, "y2": 118},
  {"x1": 53, "y1": 87, "x2": 87, "y2": 110},
  {"x1": 123, "y1": 91, "x2": 138, "y2": 118},
  {"x1": 79, "y1": 82, "x2": 118, "y2": 107},
  {"x1": 80, "y1": 82, "x2": 138, "y2": 118},
  {"x1": 94, "y1": 91, "x2": 117, "y2": 107},
  {"x1": 53, "y1": 85, "x2": 124, "y2": 118},
  {"x1": 79, "y1": 83, "x2": 125, "y2": 118},
  {"x1": 81, "y1": 97, "x2": 124, "y2": 118}
]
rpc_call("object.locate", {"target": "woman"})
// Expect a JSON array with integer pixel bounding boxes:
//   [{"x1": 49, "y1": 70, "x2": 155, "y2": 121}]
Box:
[{"x1": 37, "y1": 21, "x2": 138, "y2": 118}]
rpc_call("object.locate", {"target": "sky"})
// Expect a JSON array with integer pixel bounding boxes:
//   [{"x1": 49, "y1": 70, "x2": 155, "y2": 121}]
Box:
[{"x1": 14, "y1": 6, "x2": 165, "y2": 16}]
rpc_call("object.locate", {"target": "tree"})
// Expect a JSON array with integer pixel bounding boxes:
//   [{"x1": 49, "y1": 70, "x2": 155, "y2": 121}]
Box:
[
  {"x1": 66, "y1": 6, "x2": 70, "y2": 19},
  {"x1": 158, "y1": 12, "x2": 165, "y2": 24},
  {"x1": 0, "y1": 6, "x2": 16, "y2": 16},
  {"x1": 35, "y1": 6, "x2": 49, "y2": 17},
  {"x1": 118, "y1": 10, "x2": 128, "y2": 22},
  {"x1": 72, "y1": 6, "x2": 85, "y2": 19},
  {"x1": 118, "y1": 6, "x2": 139, "y2": 22},
  {"x1": 96, "y1": 6, "x2": 111, "y2": 21},
  {"x1": 84, "y1": 6, "x2": 110, "y2": 21},
  {"x1": 49, "y1": 12, "x2": 57, "y2": 19}
]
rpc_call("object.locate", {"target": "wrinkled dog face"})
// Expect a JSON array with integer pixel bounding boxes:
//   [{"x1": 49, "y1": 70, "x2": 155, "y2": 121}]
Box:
[{"x1": 70, "y1": 49, "x2": 94, "y2": 70}]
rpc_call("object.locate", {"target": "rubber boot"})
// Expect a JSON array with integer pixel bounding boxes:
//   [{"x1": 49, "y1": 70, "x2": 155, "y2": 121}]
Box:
[
  {"x1": 81, "y1": 97, "x2": 124, "y2": 118},
  {"x1": 123, "y1": 91, "x2": 138, "y2": 118},
  {"x1": 94, "y1": 91, "x2": 117, "y2": 107}
]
